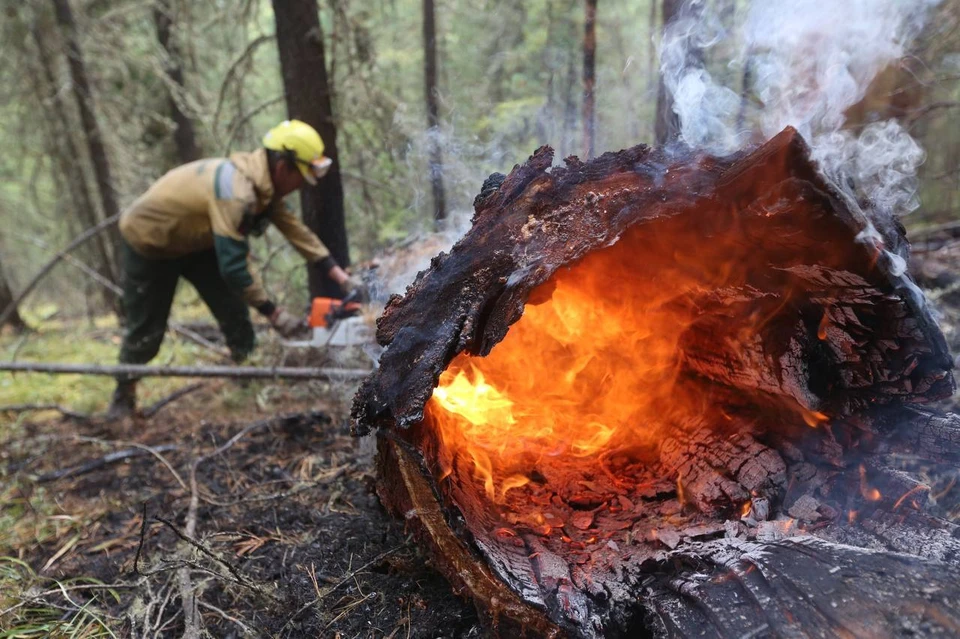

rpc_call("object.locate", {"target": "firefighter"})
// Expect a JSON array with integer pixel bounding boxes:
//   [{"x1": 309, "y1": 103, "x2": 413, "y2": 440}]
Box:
[{"x1": 107, "y1": 120, "x2": 359, "y2": 418}]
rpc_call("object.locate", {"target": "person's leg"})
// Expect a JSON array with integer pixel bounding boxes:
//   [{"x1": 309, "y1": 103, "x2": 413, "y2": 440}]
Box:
[
  {"x1": 108, "y1": 243, "x2": 179, "y2": 417},
  {"x1": 181, "y1": 250, "x2": 256, "y2": 362}
]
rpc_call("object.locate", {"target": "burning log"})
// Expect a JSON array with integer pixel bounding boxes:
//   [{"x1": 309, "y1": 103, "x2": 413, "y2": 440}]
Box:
[{"x1": 353, "y1": 127, "x2": 960, "y2": 638}]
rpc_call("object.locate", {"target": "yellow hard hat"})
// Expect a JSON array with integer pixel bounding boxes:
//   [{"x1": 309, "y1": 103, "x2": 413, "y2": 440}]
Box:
[{"x1": 262, "y1": 119, "x2": 332, "y2": 185}]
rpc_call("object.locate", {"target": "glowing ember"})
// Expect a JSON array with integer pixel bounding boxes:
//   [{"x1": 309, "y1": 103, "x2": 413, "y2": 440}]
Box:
[
  {"x1": 800, "y1": 408, "x2": 830, "y2": 428},
  {"x1": 859, "y1": 465, "x2": 882, "y2": 502},
  {"x1": 818, "y1": 310, "x2": 830, "y2": 341}
]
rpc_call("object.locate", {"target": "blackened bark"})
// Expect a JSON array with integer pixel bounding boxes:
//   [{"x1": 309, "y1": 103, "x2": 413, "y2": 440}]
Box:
[
  {"x1": 423, "y1": 0, "x2": 446, "y2": 223},
  {"x1": 51, "y1": 0, "x2": 123, "y2": 274},
  {"x1": 272, "y1": 0, "x2": 350, "y2": 299},
  {"x1": 353, "y1": 125, "x2": 953, "y2": 436},
  {"x1": 154, "y1": 0, "x2": 201, "y2": 164},
  {"x1": 0, "y1": 257, "x2": 26, "y2": 331},
  {"x1": 359, "y1": 128, "x2": 959, "y2": 637},
  {"x1": 654, "y1": 0, "x2": 682, "y2": 145},
  {"x1": 582, "y1": 0, "x2": 597, "y2": 159}
]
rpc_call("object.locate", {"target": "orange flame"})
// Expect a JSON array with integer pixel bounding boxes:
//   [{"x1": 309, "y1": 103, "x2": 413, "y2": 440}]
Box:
[
  {"x1": 892, "y1": 485, "x2": 928, "y2": 511},
  {"x1": 859, "y1": 465, "x2": 882, "y2": 502},
  {"x1": 817, "y1": 310, "x2": 830, "y2": 341},
  {"x1": 800, "y1": 408, "x2": 829, "y2": 428},
  {"x1": 425, "y1": 218, "x2": 837, "y2": 506}
]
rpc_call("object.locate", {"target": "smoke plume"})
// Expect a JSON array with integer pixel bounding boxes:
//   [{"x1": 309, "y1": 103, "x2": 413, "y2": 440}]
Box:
[{"x1": 659, "y1": 0, "x2": 936, "y2": 223}]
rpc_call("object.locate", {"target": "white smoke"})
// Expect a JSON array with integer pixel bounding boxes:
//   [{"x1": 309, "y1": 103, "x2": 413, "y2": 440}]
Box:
[{"x1": 660, "y1": 0, "x2": 936, "y2": 221}]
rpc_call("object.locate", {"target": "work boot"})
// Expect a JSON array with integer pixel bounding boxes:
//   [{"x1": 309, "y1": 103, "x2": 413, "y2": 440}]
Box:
[{"x1": 105, "y1": 381, "x2": 138, "y2": 420}]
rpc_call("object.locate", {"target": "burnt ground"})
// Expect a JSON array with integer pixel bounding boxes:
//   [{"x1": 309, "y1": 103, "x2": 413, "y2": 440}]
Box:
[
  {"x1": 0, "y1": 376, "x2": 479, "y2": 638},
  {"x1": 4, "y1": 253, "x2": 960, "y2": 639}
]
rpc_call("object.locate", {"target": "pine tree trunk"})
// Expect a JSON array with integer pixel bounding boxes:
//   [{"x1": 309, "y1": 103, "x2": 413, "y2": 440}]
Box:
[
  {"x1": 582, "y1": 0, "x2": 597, "y2": 159},
  {"x1": 0, "y1": 257, "x2": 26, "y2": 331},
  {"x1": 423, "y1": 0, "x2": 447, "y2": 224},
  {"x1": 50, "y1": 0, "x2": 123, "y2": 285},
  {"x1": 154, "y1": 0, "x2": 201, "y2": 164},
  {"x1": 654, "y1": 0, "x2": 682, "y2": 145},
  {"x1": 31, "y1": 26, "x2": 117, "y2": 314},
  {"x1": 271, "y1": 0, "x2": 351, "y2": 299}
]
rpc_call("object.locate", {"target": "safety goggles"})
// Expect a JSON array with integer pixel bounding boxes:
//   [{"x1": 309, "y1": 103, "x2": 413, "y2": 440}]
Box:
[{"x1": 297, "y1": 156, "x2": 333, "y2": 185}]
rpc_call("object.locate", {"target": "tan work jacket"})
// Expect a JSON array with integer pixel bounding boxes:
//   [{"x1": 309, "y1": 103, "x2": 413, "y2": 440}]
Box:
[{"x1": 119, "y1": 149, "x2": 330, "y2": 307}]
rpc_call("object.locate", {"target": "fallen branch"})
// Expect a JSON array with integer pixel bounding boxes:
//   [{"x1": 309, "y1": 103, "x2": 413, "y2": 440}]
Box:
[
  {"x1": 198, "y1": 411, "x2": 328, "y2": 463},
  {"x1": 221, "y1": 95, "x2": 284, "y2": 154},
  {"x1": 155, "y1": 514, "x2": 281, "y2": 603},
  {"x1": 12, "y1": 233, "x2": 228, "y2": 358},
  {"x1": 0, "y1": 402, "x2": 89, "y2": 420},
  {"x1": 0, "y1": 361, "x2": 371, "y2": 380},
  {"x1": 177, "y1": 462, "x2": 201, "y2": 639},
  {"x1": 142, "y1": 383, "x2": 204, "y2": 418},
  {"x1": 34, "y1": 445, "x2": 178, "y2": 483},
  {"x1": 36, "y1": 434, "x2": 187, "y2": 491},
  {"x1": 0, "y1": 213, "x2": 120, "y2": 327}
]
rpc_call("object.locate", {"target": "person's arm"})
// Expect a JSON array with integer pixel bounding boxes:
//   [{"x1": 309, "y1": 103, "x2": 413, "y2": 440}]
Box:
[
  {"x1": 210, "y1": 206, "x2": 273, "y2": 312},
  {"x1": 208, "y1": 163, "x2": 277, "y2": 315},
  {"x1": 270, "y1": 203, "x2": 351, "y2": 290}
]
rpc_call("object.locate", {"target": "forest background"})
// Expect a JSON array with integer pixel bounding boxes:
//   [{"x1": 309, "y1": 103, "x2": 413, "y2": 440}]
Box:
[{"x1": 0, "y1": 0, "x2": 959, "y2": 396}]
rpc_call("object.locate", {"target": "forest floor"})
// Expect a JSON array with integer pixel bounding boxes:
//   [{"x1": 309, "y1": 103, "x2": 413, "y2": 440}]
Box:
[
  {"x1": 3, "y1": 268, "x2": 960, "y2": 639},
  {"x1": 0, "y1": 309, "x2": 478, "y2": 639}
]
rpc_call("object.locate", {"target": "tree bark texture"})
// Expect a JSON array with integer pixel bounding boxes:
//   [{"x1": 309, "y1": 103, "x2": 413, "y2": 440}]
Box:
[
  {"x1": 272, "y1": 0, "x2": 351, "y2": 299},
  {"x1": 50, "y1": 0, "x2": 123, "y2": 273},
  {"x1": 423, "y1": 0, "x2": 447, "y2": 223},
  {"x1": 353, "y1": 127, "x2": 952, "y2": 433},
  {"x1": 153, "y1": 0, "x2": 201, "y2": 164},
  {"x1": 654, "y1": 0, "x2": 682, "y2": 145},
  {"x1": 581, "y1": 0, "x2": 597, "y2": 159},
  {"x1": 0, "y1": 257, "x2": 26, "y2": 331},
  {"x1": 353, "y1": 128, "x2": 958, "y2": 637}
]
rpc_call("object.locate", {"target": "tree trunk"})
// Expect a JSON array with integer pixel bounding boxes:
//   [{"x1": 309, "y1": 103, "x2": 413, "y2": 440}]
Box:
[
  {"x1": 31, "y1": 26, "x2": 117, "y2": 314},
  {"x1": 0, "y1": 257, "x2": 26, "y2": 331},
  {"x1": 423, "y1": 0, "x2": 446, "y2": 224},
  {"x1": 582, "y1": 0, "x2": 597, "y2": 159},
  {"x1": 51, "y1": 0, "x2": 123, "y2": 283},
  {"x1": 153, "y1": 0, "x2": 201, "y2": 164},
  {"x1": 271, "y1": 0, "x2": 350, "y2": 299},
  {"x1": 654, "y1": 0, "x2": 682, "y2": 145}
]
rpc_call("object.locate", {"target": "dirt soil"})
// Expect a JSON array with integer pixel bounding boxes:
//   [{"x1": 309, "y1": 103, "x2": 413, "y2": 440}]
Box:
[{"x1": 1, "y1": 378, "x2": 480, "y2": 638}]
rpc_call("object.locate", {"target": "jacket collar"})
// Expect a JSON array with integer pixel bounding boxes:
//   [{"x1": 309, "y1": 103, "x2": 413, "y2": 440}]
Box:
[{"x1": 228, "y1": 148, "x2": 275, "y2": 209}]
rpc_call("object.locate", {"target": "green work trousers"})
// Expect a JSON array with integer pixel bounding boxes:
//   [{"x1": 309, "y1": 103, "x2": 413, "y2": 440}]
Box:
[{"x1": 118, "y1": 241, "x2": 255, "y2": 373}]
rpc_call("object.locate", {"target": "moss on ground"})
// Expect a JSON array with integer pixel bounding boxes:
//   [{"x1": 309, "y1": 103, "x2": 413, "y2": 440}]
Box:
[{"x1": 0, "y1": 300, "x2": 275, "y2": 419}]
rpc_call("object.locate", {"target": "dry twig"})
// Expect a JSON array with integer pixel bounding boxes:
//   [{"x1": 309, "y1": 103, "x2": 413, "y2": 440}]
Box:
[{"x1": 34, "y1": 445, "x2": 178, "y2": 483}]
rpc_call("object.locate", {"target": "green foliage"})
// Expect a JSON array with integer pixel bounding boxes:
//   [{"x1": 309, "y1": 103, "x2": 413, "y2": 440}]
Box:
[
  {"x1": 0, "y1": 557, "x2": 119, "y2": 638},
  {"x1": 0, "y1": 0, "x2": 956, "y2": 360}
]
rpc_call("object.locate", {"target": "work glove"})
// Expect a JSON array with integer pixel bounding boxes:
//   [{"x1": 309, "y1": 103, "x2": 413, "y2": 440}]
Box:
[
  {"x1": 341, "y1": 274, "x2": 370, "y2": 303},
  {"x1": 269, "y1": 307, "x2": 306, "y2": 338}
]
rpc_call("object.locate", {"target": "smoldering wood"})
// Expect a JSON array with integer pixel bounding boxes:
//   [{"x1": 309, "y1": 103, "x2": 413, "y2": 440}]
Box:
[
  {"x1": 353, "y1": 127, "x2": 952, "y2": 433},
  {"x1": 354, "y1": 127, "x2": 960, "y2": 638}
]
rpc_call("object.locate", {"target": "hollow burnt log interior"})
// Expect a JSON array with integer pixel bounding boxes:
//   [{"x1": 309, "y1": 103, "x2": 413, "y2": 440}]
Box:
[{"x1": 353, "y1": 127, "x2": 960, "y2": 638}]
